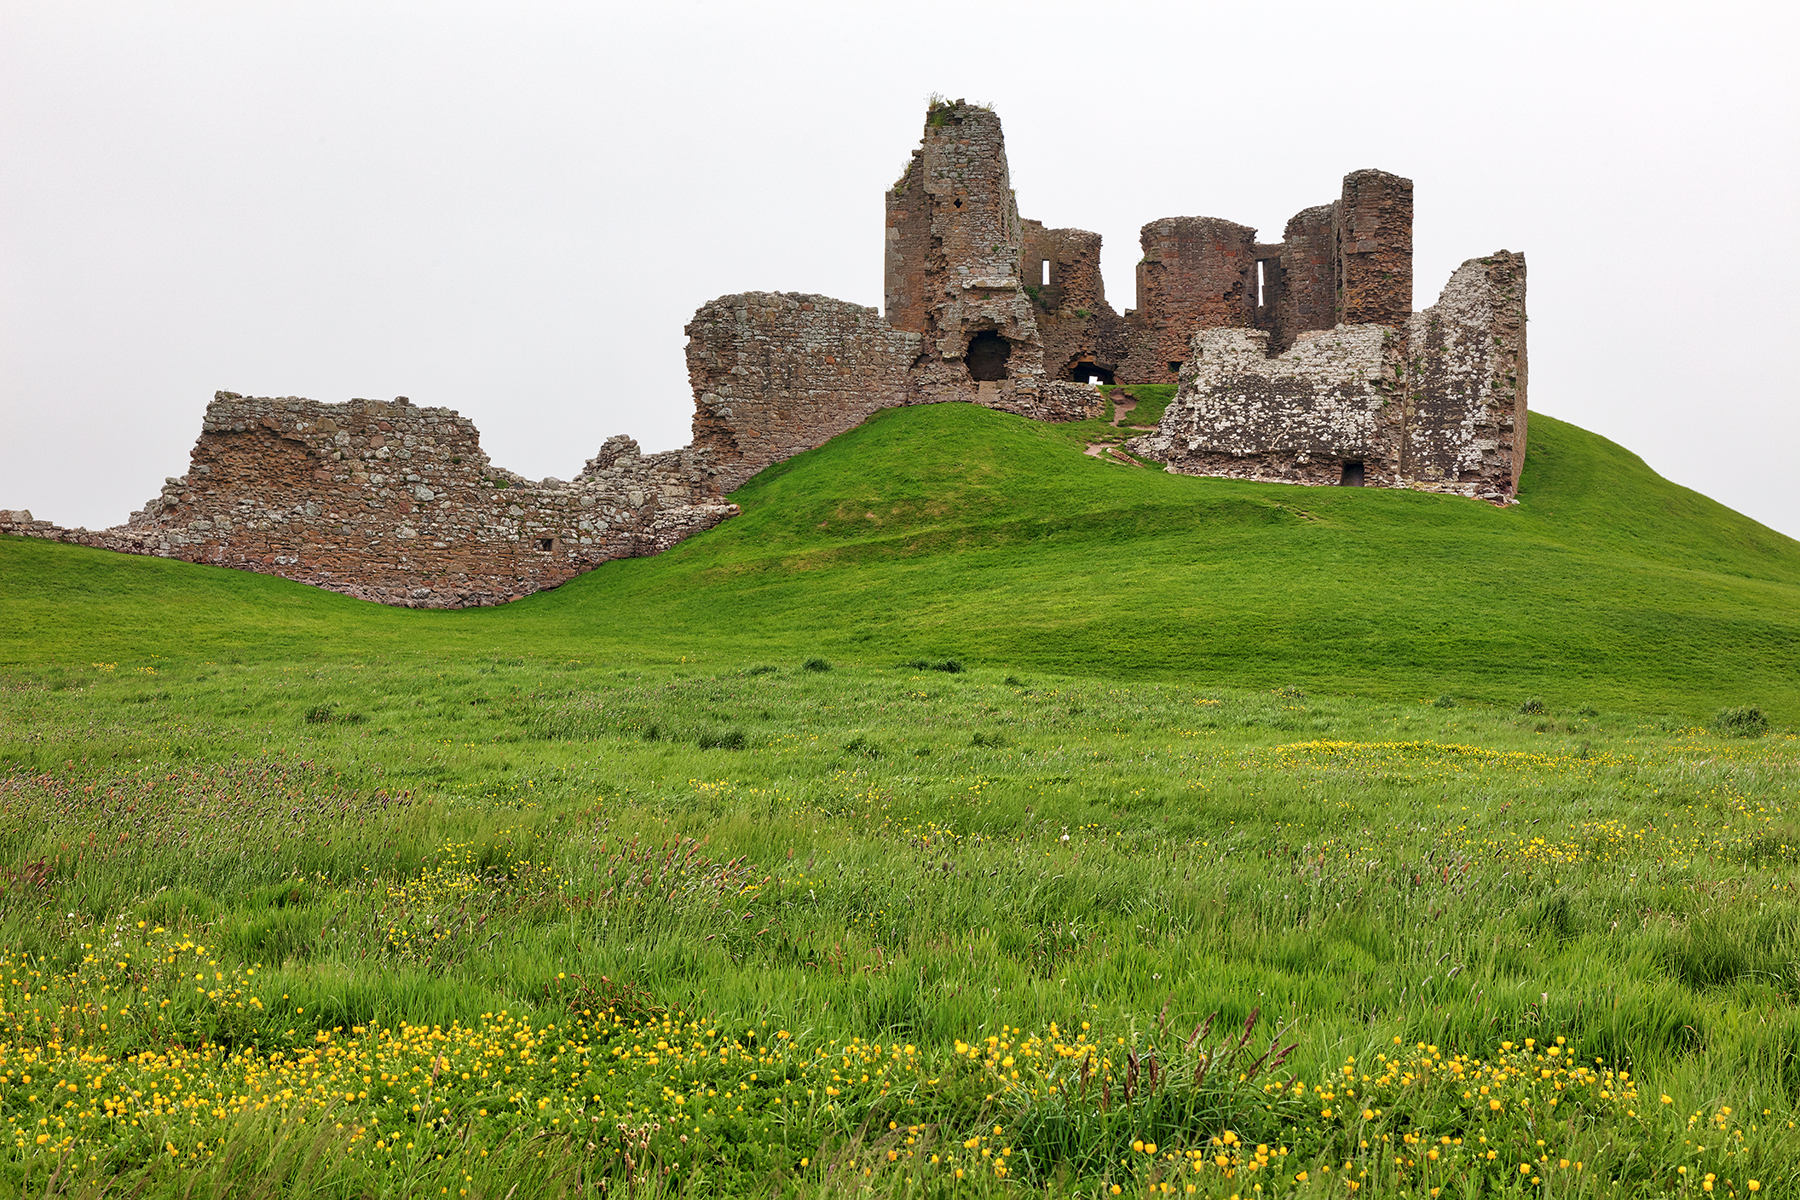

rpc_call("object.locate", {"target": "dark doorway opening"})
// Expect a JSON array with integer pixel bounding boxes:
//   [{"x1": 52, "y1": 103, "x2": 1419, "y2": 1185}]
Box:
[
  {"x1": 966, "y1": 332, "x2": 1011, "y2": 381},
  {"x1": 1066, "y1": 360, "x2": 1114, "y2": 385},
  {"x1": 1339, "y1": 461, "x2": 1365, "y2": 487}
]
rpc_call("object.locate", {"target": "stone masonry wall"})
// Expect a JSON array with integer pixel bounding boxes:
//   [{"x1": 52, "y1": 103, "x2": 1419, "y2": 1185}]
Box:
[
  {"x1": 1337, "y1": 169, "x2": 1414, "y2": 328},
  {"x1": 1126, "y1": 325, "x2": 1403, "y2": 486},
  {"x1": 686, "y1": 293, "x2": 919, "y2": 494},
  {"x1": 1, "y1": 394, "x2": 736, "y2": 607},
  {"x1": 885, "y1": 102, "x2": 1048, "y2": 412},
  {"x1": 1126, "y1": 252, "x2": 1527, "y2": 503},
  {"x1": 1020, "y1": 223, "x2": 1132, "y2": 384},
  {"x1": 1402, "y1": 252, "x2": 1528, "y2": 498},
  {"x1": 1261, "y1": 204, "x2": 1338, "y2": 351},
  {"x1": 1118, "y1": 217, "x2": 1258, "y2": 384}
]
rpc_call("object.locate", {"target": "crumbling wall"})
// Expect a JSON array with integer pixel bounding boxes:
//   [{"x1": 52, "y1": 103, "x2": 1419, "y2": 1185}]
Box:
[
  {"x1": 0, "y1": 393, "x2": 736, "y2": 607},
  {"x1": 686, "y1": 293, "x2": 918, "y2": 493},
  {"x1": 1019, "y1": 223, "x2": 1131, "y2": 384},
  {"x1": 1261, "y1": 204, "x2": 1338, "y2": 350},
  {"x1": 1337, "y1": 169, "x2": 1413, "y2": 328},
  {"x1": 1118, "y1": 217, "x2": 1259, "y2": 384},
  {"x1": 1126, "y1": 252, "x2": 1527, "y2": 503},
  {"x1": 884, "y1": 101, "x2": 1046, "y2": 409},
  {"x1": 1126, "y1": 325, "x2": 1403, "y2": 486},
  {"x1": 1402, "y1": 252, "x2": 1528, "y2": 499}
]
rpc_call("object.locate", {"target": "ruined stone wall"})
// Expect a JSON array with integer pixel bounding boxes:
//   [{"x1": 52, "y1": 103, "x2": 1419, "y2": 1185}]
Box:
[
  {"x1": 1019, "y1": 220, "x2": 1062, "y2": 310},
  {"x1": 1118, "y1": 217, "x2": 1258, "y2": 384},
  {"x1": 1, "y1": 394, "x2": 736, "y2": 607},
  {"x1": 5, "y1": 102, "x2": 1514, "y2": 610},
  {"x1": 1262, "y1": 204, "x2": 1338, "y2": 350},
  {"x1": 1337, "y1": 170, "x2": 1413, "y2": 328},
  {"x1": 885, "y1": 101, "x2": 1047, "y2": 409},
  {"x1": 1018, "y1": 224, "x2": 1132, "y2": 384},
  {"x1": 1126, "y1": 252, "x2": 1526, "y2": 503},
  {"x1": 1126, "y1": 325, "x2": 1403, "y2": 486},
  {"x1": 686, "y1": 292, "x2": 919, "y2": 493},
  {"x1": 1402, "y1": 252, "x2": 1528, "y2": 499}
]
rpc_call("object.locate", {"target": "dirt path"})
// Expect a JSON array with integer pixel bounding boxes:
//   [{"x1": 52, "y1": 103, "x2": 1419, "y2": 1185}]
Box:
[{"x1": 1084, "y1": 442, "x2": 1144, "y2": 466}]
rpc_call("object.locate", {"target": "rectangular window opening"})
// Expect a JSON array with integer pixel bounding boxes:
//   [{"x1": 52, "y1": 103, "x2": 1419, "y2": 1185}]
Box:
[
  {"x1": 1167, "y1": 361, "x2": 1183, "y2": 375},
  {"x1": 534, "y1": 537, "x2": 556, "y2": 551},
  {"x1": 1257, "y1": 260, "x2": 1266, "y2": 307},
  {"x1": 1041, "y1": 259, "x2": 1050, "y2": 286}
]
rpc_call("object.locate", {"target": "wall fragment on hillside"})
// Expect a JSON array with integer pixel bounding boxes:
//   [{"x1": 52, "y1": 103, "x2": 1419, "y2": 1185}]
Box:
[
  {"x1": 1401, "y1": 252, "x2": 1528, "y2": 498},
  {"x1": 1127, "y1": 326, "x2": 1403, "y2": 486},
  {"x1": 0, "y1": 394, "x2": 736, "y2": 607},
  {"x1": 1127, "y1": 252, "x2": 1526, "y2": 502},
  {"x1": 686, "y1": 293, "x2": 918, "y2": 493}
]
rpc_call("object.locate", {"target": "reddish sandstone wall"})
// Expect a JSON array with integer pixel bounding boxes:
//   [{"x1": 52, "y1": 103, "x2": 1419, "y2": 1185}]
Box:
[
  {"x1": 686, "y1": 293, "x2": 918, "y2": 494},
  {"x1": 884, "y1": 101, "x2": 1047, "y2": 410},
  {"x1": 1119, "y1": 217, "x2": 1259, "y2": 384},
  {"x1": 1337, "y1": 169, "x2": 1414, "y2": 328},
  {"x1": 1020, "y1": 223, "x2": 1132, "y2": 384},
  {"x1": 1, "y1": 394, "x2": 735, "y2": 607},
  {"x1": 1263, "y1": 204, "x2": 1338, "y2": 350}
]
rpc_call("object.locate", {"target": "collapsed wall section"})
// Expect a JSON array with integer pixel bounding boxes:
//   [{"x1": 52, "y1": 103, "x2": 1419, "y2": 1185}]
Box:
[
  {"x1": 0, "y1": 394, "x2": 736, "y2": 607},
  {"x1": 686, "y1": 293, "x2": 919, "y2": 494},
  {"x1": 1126, "y1": 326, "x2": 1402, "y2": 486},
  {"x1": 1402, "y1": 252, "x2": 1528, "y2": 498}
]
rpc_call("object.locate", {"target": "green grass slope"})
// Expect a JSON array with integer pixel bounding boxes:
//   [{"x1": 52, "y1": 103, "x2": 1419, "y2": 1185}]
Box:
[{"x1": 4, "y1": 405, "x2": 1797, "y2": 718}]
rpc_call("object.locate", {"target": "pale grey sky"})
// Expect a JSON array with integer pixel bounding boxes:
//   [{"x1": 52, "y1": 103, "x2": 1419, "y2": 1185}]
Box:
[{"x1": 4, "y1": 1, "x2": 1797, "y2": 538}]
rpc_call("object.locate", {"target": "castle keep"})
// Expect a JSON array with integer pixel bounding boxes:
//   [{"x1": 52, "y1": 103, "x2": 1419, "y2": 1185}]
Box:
[{"x1": 3, "y1": 99, "x2": 1525, "y2": 606}]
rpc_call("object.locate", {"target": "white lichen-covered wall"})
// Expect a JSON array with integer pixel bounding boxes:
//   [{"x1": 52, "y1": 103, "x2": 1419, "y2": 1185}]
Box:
[
  {"x1": 1126, "y1": 324, "x2": 1403, "y2": 487},
  {"x1": 1401, "y1": 252, "x2": 1528, "y2": 498},
  {"x1": 1127, "y1": 251, "x2": 1527, "y2": 502}
]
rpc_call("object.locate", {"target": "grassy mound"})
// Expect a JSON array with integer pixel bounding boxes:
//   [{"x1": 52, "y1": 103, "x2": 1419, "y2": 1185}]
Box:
[
  {"x1": 4, "y1": 404, "x2": 1797, "y2": 719},
  {"x1": 3, "y1": 407, "x2": 1798, "y2": 1194}
]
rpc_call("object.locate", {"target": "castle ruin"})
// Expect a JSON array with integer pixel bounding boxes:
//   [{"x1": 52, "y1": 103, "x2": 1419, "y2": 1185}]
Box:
[{"x1": 3, "y1": 99, "x2": 1526, "y2": 606}]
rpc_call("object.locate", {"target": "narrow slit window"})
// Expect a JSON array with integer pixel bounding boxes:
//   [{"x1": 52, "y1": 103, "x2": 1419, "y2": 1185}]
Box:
[
  {"x1": 1257, "y1": 261, "x2": 1266, "y2": 307},
  {"x1": 1041, "y1": 259, "x2": 1050, "y2": 286}
]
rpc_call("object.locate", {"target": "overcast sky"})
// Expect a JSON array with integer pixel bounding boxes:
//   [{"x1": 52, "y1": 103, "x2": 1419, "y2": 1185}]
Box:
[{"x1": 4, "y1": 1, "x2": 1797, "y2": 539}]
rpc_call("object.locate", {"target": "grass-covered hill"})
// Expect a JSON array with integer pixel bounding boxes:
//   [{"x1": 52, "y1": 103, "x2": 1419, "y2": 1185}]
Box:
[
  {"x1": 4, "y1": 404, "x2": 1797, "y2": 718},
  {"x1": 4, "y1": 405, "x2": 1799, "y2": 1196}
]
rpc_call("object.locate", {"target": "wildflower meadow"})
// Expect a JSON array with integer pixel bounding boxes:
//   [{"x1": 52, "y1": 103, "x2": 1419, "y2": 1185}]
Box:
[{"x1": 1, "y1": 655, "x2": 1794, "y2": 1197}]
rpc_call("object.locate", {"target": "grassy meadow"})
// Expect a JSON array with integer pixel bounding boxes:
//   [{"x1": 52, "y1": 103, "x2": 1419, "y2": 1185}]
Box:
[{"x1": 2, "y1": 403, "x2": 1798, "y2": 1197}]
